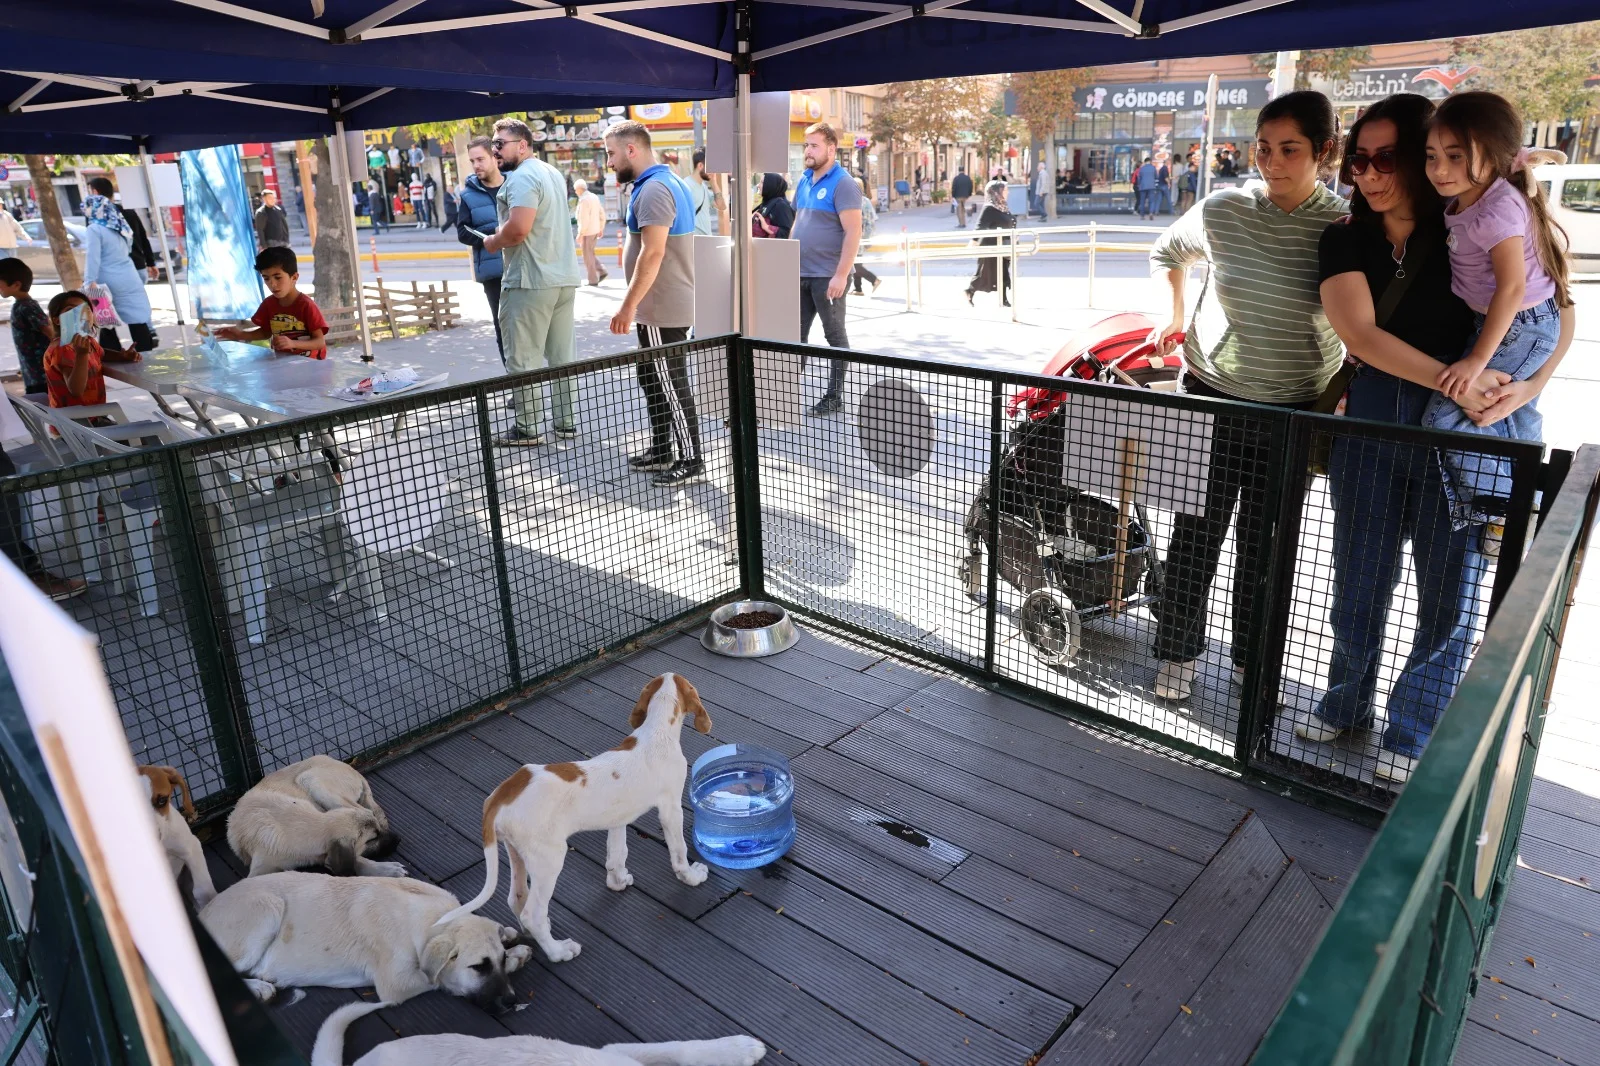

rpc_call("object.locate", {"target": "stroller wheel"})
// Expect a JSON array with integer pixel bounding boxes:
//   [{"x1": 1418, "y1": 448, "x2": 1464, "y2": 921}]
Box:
[
  {"x1": 1019, "y1": 588, "x2": 1081, "y2": 667},
  {"x1": 957, "y1": 553, "x2": 986, "y2": 603}
]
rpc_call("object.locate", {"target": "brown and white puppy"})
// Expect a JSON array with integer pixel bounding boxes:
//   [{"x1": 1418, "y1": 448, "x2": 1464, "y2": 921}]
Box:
[
  {"x1": 139, "y1": 764, "x2": 217, "y2": 909},
  {"x1": 200, "y1": 872, "x2": 531, "y2": 1010},
  {"x1": 436, "y1": 673, "x2": 712, "y2": 962},
  {"x1": 227, "y1": 755, "x2": 403, "y2": 878}
]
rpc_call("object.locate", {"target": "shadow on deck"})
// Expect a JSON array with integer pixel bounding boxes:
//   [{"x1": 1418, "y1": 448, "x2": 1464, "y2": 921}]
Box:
[{"x1": 205, "y1": 624, "x2": 1372, "y2": 1065}]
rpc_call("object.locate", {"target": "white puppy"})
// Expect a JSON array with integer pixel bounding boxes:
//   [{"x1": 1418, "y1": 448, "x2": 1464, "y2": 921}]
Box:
[
  {"x1": 312, "y1": 1000, "x2": 766, "y2": 1066},
  {"x1": 228, "y1": 755, "x2": 404, "y2": 877},
  {"x1": 437, "y1": 673, "x2": 712, "y2": 962},
  {"x1": 138, "y1": 764, "x2": 218, "y2": 909},
  {"x1": 200, "y1": 872, "x2": 531, "y2": 1010}
]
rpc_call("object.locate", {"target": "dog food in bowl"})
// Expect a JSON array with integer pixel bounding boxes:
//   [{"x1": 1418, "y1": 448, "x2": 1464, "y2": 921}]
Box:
[{"x1": 690, "y1": 744, "x2": 795, "y2": 869}]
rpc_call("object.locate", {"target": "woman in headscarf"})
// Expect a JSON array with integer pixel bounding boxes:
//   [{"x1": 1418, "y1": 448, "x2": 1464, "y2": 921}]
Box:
[
  {"x1": 751, "y1": 172, "x2": 794, "y2": 240},
  {"x1": 965, "y1": 179, "x2": 1015, "y2": 307},
  {"x1": 81, "y1": 191, "x2": 156, "y2": 353}
]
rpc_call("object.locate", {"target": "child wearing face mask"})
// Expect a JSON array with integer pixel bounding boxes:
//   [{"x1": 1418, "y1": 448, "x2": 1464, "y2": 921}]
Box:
[
  {"x1": 43, "y1": 291, "x2": 140, "y2": 412},
  {"x1": 1423, "y1": 91, "x2": 1577, "y2": 539}
]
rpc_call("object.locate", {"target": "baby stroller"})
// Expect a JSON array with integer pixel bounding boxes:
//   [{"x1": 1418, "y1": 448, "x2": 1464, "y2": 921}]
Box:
[{"x1": 959, "y1": 313, "x2": 1183, "y2": 666}]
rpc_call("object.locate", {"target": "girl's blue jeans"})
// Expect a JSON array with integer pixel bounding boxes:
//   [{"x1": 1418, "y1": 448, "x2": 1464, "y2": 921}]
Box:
[{"x1": 1312, "y1": 368, "x2": 1489, "y2": 758}]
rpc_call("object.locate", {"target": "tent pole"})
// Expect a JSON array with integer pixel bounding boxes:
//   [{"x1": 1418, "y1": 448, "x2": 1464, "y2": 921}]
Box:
[
  {"x1": 138, "y1": 143, "x2": 188, "y2": 326},
  {"x1": 331, "y1": 110, "x2": 375, "y2": 362},
  {"x1": 732, "y1": 69, "x2": 752, "y2": 334}
]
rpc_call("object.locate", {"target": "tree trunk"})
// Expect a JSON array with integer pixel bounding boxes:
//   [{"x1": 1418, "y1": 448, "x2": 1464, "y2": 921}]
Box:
[
  {"x1": 24, "y1": 155, "x2": 82, "y2": 290},
  {"x1": 1044, "y1": 132, "x2": 1058, "y2": 220},
  {"x1": 311, "y1": 137, "x2": 354, "y2": 314}
]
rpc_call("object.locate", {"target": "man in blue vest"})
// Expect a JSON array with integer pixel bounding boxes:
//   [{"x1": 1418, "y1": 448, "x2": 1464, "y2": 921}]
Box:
[
  {"x1": 793, "y1": 122, "x2": 863, "y2": 416},
  {"x1": 606, "y1": 120, "x2": 703, "y2": 487}
]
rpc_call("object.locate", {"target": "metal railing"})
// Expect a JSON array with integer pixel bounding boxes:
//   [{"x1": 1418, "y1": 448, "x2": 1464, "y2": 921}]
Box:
[
  {"x1": 1254, "y1": 444, "x2": 1600, "y2": 1065},
  {"x1": 860, "y1": 223, "x2": 1165, "y2": 321},
  {"x1": 0, "y1": 335, "x2": 1592, "y2": 1063}
]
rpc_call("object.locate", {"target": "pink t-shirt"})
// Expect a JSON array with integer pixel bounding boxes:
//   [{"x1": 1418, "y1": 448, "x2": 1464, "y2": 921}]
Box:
[{"x1": 1442, "y1": 177, "x2": 1556, "y2": 313}]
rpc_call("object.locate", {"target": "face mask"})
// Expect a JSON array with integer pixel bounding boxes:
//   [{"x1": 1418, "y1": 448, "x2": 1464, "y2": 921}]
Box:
[{"x1": 57, "y1": 303, "x2": 91, "y2": 341}]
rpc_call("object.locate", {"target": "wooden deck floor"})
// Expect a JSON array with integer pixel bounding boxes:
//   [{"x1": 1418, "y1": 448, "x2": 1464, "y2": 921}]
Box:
[{"x1": 203, "y1": 623, "x2": 1372, "y2": 1066}]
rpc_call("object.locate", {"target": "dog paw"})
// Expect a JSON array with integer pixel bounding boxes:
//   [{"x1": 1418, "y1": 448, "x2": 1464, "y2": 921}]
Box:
[
  {"x1": 505, "y1": 944, "x2": 532, "y2": 971},
  {"x1": 542, "y1": 938, "x2": 582, "y2": 963},
  {"x1": 729, "y1": 1036, "x2": 767, "y2": 1065},
  {"x1": 370, "y1": 861, "x2": 408, "y2": 877},
  {"x1": 676, "y1": 861, "x2": 709, "y2": 886},
  {"x1": 244, "y1": 979, "x2": 278, "y2": 1002},
  {"x1": 606, "y1": 868, "x2": 634, "y2": 891}
]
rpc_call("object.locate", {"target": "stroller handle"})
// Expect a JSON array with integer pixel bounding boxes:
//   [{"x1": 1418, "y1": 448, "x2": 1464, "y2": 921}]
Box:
[{"x1": 1007, "y1": 331, "x2": 1185, "y2": 420}]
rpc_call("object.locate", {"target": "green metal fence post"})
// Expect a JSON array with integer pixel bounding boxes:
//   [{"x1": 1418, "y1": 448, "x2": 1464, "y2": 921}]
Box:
[
  {"x1": 476, "y1": 391, "x2": 523, "y2": 690},
  {"x1": 163, "y1": 448, "x2": 261, "y2": 797},
  {"x1": 729, "y1": 338, "x2": 765, "y2": 599}
]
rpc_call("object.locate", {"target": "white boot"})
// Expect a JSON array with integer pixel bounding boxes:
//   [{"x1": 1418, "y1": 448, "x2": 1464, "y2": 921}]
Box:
[
  {"x1": 1294, "y1": 714, "x2": 1344, "y2": 743},
  {"x1": 1153, "y1": 659, "x2": 1196, "y2": 701},
  {"x1": 1375, "y1": 751, "x2": 1417, "y2": 785}
]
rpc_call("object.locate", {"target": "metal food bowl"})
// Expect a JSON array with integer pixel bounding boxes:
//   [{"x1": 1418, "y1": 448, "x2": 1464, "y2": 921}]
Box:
[{"x1": 702, "y1": 600, "x2": 799, "y2": 658}]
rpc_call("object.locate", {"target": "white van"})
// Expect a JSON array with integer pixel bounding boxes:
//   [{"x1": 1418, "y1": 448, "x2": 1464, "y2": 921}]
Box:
[{"x1": 1533, "y1": 164, "x2": 1600, "y2": 276}]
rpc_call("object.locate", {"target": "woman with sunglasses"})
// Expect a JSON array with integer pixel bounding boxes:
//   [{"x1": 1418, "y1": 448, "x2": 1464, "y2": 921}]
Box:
[{"x1": 1294, "y1": 93, "x2": 1518, "y2": 785}]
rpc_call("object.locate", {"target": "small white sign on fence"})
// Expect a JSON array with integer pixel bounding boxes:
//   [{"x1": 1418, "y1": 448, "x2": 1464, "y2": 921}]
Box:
[{"x1": 1058, "y1": 391, "x2": 1214, "y2": 513}]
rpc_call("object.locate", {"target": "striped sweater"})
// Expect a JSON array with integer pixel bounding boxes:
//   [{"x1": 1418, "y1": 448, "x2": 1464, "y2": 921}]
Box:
[{"x1": 1151, "y1": 183, "x2": 1349, "y2": 404}]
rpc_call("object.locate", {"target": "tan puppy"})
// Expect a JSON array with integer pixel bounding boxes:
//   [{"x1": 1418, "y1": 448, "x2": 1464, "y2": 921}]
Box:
[
  {"x1": 437, "y1": 674, "x2": 712, "y2": 962},
  {"x1": 138, "y1": 764, "x2": 217, "y2": 909},
  {"x1": 201, "y1": 872, "x2": 531, "y2": 1010},
  {"x1": 313, "y1": 1000, "x2": 766, "y2": 1066},
  {"x1": 228, "y1": 755, "x2": 403, "y2": 877}
]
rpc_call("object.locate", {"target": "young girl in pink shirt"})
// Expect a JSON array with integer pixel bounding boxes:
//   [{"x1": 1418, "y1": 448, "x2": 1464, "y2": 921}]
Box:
[{"x1": 1424, "y1": 91, "x2": 1576, "y2": 534}]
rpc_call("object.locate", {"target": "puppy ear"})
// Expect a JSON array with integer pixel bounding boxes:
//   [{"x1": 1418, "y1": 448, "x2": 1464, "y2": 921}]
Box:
[
  {"x1": 421, "y1": 935, "x2": 457, "y2": 985},
  {"x1": 168, "y1": 769, "x2": 196, "y2": 823},
  {"x1": 139, "y1": 770, "x2": 155, "y2": 803},
  {"x1": 325, "y1": 839, "x2": 359, "y2": 877},
  {"x1": 630, "y1": 675, "x2": 665, "y2": 730},
  {"x1": 674, "y1": 675, "x2": 713, "y2": 734}
]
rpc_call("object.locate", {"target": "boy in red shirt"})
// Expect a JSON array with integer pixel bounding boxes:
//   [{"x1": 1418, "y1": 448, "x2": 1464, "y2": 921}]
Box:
[
  {"x1": 43, "y1": 290, "x2": 141, "y2": 409},
  {"x1": 216, "y1": 247, "x2": 328, "y2": 358}
]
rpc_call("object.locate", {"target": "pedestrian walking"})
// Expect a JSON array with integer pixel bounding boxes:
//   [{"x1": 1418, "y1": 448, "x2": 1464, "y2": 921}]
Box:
[
  {"x1": 793, "y1": 122, "x2": 863, "y2": 416},
  {"x1": 1178, "y1": 165, "x2": 1198, "y2": 213},
  {"x1": 408, "y1": 174, "x2": 426, "y2": 229},
  {"x1": 851, "y1": 177, "x2": 880, "y2": 296},
  {"x1": 752, "y1": 173, "x2": 794, "y2": 239},
  {"x1": 689, "y1": 148, "x2": 723, "y2": 237},
  {"x1": 950, "y1": 167, "x2": 974, "y2": 227},
  {"x1": 457, "y1": 136, "x2": 507, "y2": 364},
  {"x1": 574, "y1": 178, "x2": 608, "y2": 286},
  {"x1": 965, "y1": 179, "x2": 1015, "y2": 307},
  {"x1": 1156, "y1": 159, "x2": 1172, "y2": 215},
  {"x1": 1134, "y1": 156, "x2": 1159, "y2": 219},
  {"x1": 422, "y1": 173, "x2": 437, "y2": 227},
  {"x1": 605, "y1": 120, "x2": 704, "y2": 488},
  {"x1": 481, "y1": 118, "x2": 584, "y2": 447},
  {"x1": 253, "y1": 187, "x2": 292, "y2": 249},
  {"x1": 0, "y1": 204, "x2": 26, "y2": 252},
  {"x1": 80, "y1": 189, "x2": 157, "y2": 353},
  {"x1": 1030, "y1": 162, "x2": 1050, "y2": 219}
]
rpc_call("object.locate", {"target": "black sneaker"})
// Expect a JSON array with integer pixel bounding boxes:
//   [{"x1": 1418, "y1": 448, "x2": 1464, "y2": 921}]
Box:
[
  {"x1": 809, "y1": 395, "x2": 844, "y2": 416},
  {"x1": 628, "y1": 449, "x2": 674, "y2": 471},
  {"x1": 495, "y1": 427, "x2": 548, "y2": 447},
  {"x1": 554, "y1": 425, "x2": 579, "y2": 441},
  {"x1": 652, "y1": 460, "x2": 706, "y2": 487}
]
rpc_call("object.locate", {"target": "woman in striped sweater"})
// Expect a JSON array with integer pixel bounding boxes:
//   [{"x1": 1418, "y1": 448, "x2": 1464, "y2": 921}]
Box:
[{"x1": 1145, "y1": 91, "x2": 1348, "y2": 702}]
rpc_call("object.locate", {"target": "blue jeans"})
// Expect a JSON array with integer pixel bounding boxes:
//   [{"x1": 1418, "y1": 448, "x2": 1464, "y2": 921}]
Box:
[
  {"x1": 1422, "y1": 298, "x2": 1559, "y2": 526},
  {"x1": 1313, "y1": 368, "x2": 1489, "y2": 757},
  {"x1": 1135, "y1": 189, "x2": 1157, "y2": 215}
]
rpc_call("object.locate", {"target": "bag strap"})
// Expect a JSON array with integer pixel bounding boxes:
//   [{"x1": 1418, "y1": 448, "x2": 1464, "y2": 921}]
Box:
[{"x1": 1373, "y1": 233, "x2": 1430, "y2": 329}]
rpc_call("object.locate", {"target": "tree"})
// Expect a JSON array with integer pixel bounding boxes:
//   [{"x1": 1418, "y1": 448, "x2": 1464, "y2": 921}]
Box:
[
  {"x1": 1009, "y1": 69, "x2": 1096, "y2": 218},
  {"x1": 1248, "y1": 48, "x2": 1372, "y2": 91},
  {"x1": 974, "y1": 99, "x2": 1021, "y2": 177},
  {"x1": 24, "y1": 155, "x2": 81, "y2": 290},
  {"x1": 1451, "y1": 21, "x2": 1600, "y2": 124},
  {"x1": 310, "y1": 137, "x2": 355, "y2": 317},
  {"x1": 874, "y1": 78, "x2": 998, "y2": 191}
]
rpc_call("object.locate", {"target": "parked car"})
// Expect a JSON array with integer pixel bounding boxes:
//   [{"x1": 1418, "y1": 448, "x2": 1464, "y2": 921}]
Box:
[
  {"x1": 15, "y1": 218, "x2": 87, "y2": 282},
  {"x1": 1534, "y1": 164, "x2": 1600, "y2": 276}
]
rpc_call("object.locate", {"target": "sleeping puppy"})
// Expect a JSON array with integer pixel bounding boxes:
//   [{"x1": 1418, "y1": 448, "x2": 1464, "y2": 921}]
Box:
[
  {"x1": 228, "y1": 755, "x2": 403, "y2": 877},
  {"x1": 437, "y1": 673, "x2": 712, "y2": 963},
  {"x1": 313, "y1": 1000, "x2": 766, "y2": 1066},
  {"x1": 138, "y1": 764, "x2": 217, "y2": 909},
  {"x1": 200, "y1": 871, "x2": 531, "y2": 1010}
]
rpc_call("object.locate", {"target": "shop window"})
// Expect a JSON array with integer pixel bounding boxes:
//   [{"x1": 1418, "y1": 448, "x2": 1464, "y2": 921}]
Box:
[
  {"x1": 845, "y1": 92, "x2": 866, "y2": 132},
  {"x1": 1094, "y1": 113, "x2": 1113, "y2": 141},
  {"x1": 1133, "y1": 112, "x2": 1155, "y2": 139},
  {"x1": 1174, "y1": 110, "x2": 1203, "y2": 138},
  {"x1": 1112, "y1": 113, "x2": 1133, "y2": 140}
]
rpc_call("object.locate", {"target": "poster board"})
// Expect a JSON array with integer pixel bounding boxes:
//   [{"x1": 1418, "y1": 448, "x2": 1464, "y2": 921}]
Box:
[
  {"x1": 1059, "y1": 391, "x2": 1214, "y2": 513},
  {"x1": 0, "y1": 557, "x2": 237, "y2": 1066},
  {"x1": 114, "y1": 164, "x2": 183, "y2": 210},
  {"x1": 691, "y1": 235, "x2": 802, "y2": 428},
  {"x1": 706, "y1": 92, "x2": 791, "y2": 175}
]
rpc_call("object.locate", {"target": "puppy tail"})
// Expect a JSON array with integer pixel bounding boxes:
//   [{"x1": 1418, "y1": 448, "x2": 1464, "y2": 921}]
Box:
[
  {"x1": 600, "y1": 1036, "x2": 768, "y2": 1066},
  {"x1": 311, "y1": 1000, "x2": 389, "y2": 1066},
  {"x1": 433, "y1": 841, "x2": 499, "y2": 927}
]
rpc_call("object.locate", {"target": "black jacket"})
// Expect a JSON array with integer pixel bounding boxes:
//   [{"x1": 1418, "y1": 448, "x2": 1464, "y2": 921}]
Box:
[
  {"x1": 117, "y1": 205, "x2": 157, "y2": 270},
  {"x1": 254, "y1": 204, "x2": 290, "y2": 247},
  {"x1": 950, "y1": 172, "x2": 975, "y2": 199}
]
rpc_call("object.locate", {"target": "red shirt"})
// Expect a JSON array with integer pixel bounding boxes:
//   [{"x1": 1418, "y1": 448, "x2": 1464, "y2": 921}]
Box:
[
  {"x1": 250, "y1": 291, "x2": 329, "y2": 359},
  {"x1": 44, "y1": 339, "x2": 107, "y2": 407}
]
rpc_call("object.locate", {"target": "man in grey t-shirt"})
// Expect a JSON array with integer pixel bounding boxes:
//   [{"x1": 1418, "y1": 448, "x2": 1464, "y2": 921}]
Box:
[
  {"x1": 791, "y1": 122, "x2": 862, "y2": 415},
  {"x1": 607, "y1": 121, "x2": 703, "y2": 488},
  {"x1": 481, "y1": 117, "x2": 584, "y2": 447}
]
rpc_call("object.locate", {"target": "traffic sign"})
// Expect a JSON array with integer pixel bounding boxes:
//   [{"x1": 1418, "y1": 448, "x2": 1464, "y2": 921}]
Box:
[{"x1": 854, "y1": 137, "x2": 869, "y2": 148}]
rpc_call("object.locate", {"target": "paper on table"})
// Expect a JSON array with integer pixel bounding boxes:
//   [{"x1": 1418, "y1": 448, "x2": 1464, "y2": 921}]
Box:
[
  {"x1": 330, "y1": 367, "x2": 448, "y2": 402},
  {"x1": 0, "y1": 556, "x2": 238, "y2": 1066}
]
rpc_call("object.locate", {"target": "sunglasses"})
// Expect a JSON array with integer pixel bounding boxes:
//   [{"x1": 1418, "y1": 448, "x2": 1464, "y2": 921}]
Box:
[
  {"x1": 491, "y1": 137, "x2": 523, "y2": 149},
  {"x1": 1347, "y1": 149, "x2": 1399, "y2": 176}
]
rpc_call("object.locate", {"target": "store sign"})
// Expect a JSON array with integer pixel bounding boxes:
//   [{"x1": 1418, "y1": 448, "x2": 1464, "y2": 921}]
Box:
[
  {"x1": 1309, "y1": 65, "x2": 1481, "y2": 104},
  {"x1": 790, "y1": 94, "x2": 824, "y2": 122},
  {"x1": 527, "y1": 110, "x2": 620, "y2": 144},
  {"x1": 631, "y1": 102, "x2": 706, "y2": 126},
  {"x1": 1075, "y1": 80, "x2": 1269, "y2": 112}
]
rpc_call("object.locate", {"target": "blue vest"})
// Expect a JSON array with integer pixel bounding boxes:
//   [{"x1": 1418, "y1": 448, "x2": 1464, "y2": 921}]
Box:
[{"x1": 626, "y1": 164, "x2": 697, "y2": 236}]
